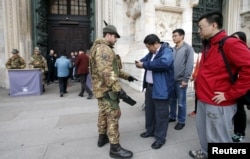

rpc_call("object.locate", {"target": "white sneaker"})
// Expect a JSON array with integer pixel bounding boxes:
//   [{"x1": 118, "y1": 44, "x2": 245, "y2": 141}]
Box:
[
  {"x1": 189, "y1": 150, "x2": 207, "y2": 159},
  {"x1": 232, "y1": 133, "x2": 245, "y2": 142}
]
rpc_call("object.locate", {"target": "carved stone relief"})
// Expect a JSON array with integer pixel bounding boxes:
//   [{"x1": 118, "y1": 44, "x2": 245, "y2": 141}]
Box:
[
  {"x1": 123, "y1": 0, "x2": 143, "y2": 41},
  {"x1": 160, "y1": 0, "x2": 183, "y2": 6},
  {"x1": 241, "y1": 11, "x2": 250, "y2": 27},
  {"x1": 190, "y1": 0, "x2": 199, "y2": 7},
  {"x1": 240, "y1": 11, "x2": 250, "y2": 46},
  {"x1": 124, "y1": 0, "x2": 142, "y2": 20},
  {"x1": 155, "y1": 10, "x2": 181, "y2": 40},
  {"x1": 176, "y1": 0, "x2": 180, "y2": 6}
]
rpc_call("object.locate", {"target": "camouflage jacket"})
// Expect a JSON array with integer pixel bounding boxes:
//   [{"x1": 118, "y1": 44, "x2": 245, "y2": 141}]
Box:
[
  {"x1": 89, "y1": 38, "x2": 129, "y2": 98},
  {"x1": 5, "y1": 55, "x2": 26, "y2": 69},
  {"x1": 30, "y1": 54, "x2": 48, "y2": 72}
]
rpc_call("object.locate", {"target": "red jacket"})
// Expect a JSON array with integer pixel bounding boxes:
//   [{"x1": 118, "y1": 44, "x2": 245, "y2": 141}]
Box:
[
  {"x1": 196, "y1": 30, "x2": 250, "y2": 106},
  {"x1": 75, "y1": 53, "x2": 89, "y2": 75}
]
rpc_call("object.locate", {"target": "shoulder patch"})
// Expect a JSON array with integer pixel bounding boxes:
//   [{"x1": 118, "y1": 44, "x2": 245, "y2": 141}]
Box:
[{"x1": 101, "y1": 53, "x2": 109, "y2": 60}]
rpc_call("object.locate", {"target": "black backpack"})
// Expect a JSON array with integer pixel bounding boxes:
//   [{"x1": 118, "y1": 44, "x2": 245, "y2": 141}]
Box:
[{"x1": 219, "y1": 36, "x2": 250, "y2": 105}]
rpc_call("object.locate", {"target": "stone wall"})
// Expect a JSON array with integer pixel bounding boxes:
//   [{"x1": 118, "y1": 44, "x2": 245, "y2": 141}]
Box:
[{"x1": 240, "y1": 11, "x2": 250, "y2": 47}]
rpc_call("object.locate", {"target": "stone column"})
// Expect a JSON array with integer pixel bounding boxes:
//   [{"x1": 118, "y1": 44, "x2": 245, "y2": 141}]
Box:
[
  {"x1": 223, "y1": 0, "x2": 241, "y2": 34},
  {"x1": 95, "y1": 0, "x2": 116, "y2": 38},
  {"x1": 1, "y1": 0, "x2": 32, "y2": 88}
]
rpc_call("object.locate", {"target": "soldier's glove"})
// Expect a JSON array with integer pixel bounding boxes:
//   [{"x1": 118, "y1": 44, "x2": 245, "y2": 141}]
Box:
[
  {"x1": 117, "y1": 89, "x2": 128, "y2": 99},
  {"x1": 128, "y1": 76, "x2": 138, "y2": 82},
  {"x1": 117, "y1": 89, "x2": 137, "y2": 106}
]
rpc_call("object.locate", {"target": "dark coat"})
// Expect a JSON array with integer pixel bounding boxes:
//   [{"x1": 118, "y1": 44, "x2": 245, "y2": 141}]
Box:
[
  {"x1": 46, "y1": 55, "x2": 56, "y2": 71},
  {"x1": 75, "y1": 53, "x2": 89, "y2": 75}
]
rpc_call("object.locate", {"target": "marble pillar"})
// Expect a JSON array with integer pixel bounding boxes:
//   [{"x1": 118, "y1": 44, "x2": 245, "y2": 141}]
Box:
[{"x1": 0, "y1": 0, "x2": 32, "y2": 88}]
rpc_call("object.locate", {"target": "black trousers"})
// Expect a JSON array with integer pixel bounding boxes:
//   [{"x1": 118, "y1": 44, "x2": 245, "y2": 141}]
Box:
[
  {"x1": 233, "y1": 100, "x2": 247, "y2": 136},
  {"x1": 194, "y1": 93, "x2": 197, "y2": 113},
  {"x1": 58, "y1": 77, "x2": 68, "y2": 93},
  {"x1": 145, "y1": 84, "x2": 170, "y2": 144},
  {"x1": 78, "y1": 74, "x2": 92, "y2": 95},
  {"x1": 46, "y1": 70, "x2": 55, "y2": 83}
]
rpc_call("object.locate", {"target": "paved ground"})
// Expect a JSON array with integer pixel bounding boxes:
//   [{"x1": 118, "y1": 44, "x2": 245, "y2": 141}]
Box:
[{"x1": 0, "y1": 81, "x2": 249, "y2": 159}]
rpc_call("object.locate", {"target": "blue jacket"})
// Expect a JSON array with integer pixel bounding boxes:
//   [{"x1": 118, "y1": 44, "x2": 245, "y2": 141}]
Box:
[
  {"x1": 55, "y1": 56, "x2": 72, "y2": 77},
  {"x1": 141, "y1": 42, "x2": 174, "y2": 99}
]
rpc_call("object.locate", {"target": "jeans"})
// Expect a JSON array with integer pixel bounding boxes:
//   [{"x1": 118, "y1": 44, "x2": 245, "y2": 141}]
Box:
[{"x1": 169, "y1": 81, "x2": 187, "y2": 124}]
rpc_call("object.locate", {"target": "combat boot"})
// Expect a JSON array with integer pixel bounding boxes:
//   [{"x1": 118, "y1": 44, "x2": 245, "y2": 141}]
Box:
[
  {"x1": 97, "y1": 134, "x2": 109, "y2": 147},
  {"x1": 110, "y1": 143, "x2": 133, "y2": 158}
]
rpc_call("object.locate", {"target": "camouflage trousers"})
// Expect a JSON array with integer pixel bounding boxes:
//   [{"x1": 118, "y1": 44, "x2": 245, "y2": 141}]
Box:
[{"x1": 97, "y1": 97, "x2": 121, "y2": 144}]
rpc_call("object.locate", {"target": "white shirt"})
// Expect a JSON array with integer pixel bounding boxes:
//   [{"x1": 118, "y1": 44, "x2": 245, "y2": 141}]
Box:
[{"x1": 145, "y1": 50, "x2": 159, "y2": 84}]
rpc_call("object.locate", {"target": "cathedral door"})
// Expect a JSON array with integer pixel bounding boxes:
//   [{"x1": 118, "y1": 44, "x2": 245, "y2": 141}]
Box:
[{"x1": 47, "y1": 0, "x2": 91, "y2": 56}]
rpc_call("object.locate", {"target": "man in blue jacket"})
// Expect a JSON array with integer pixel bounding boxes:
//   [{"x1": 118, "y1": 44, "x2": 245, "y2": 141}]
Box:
[
  {"x1": 135, "y1": 34, "x2": 174, "y2": 149},
  {"x1": 55, "y1": 53, "x2": 72, "y2": 97}
]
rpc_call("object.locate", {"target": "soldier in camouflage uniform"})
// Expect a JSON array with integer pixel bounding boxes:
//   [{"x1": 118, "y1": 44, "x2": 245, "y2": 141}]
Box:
[
  {"x1": 5, "y1": 49, "x2": 26, "y2": 69},
  {"x1": 29, "y1": 47, "x2": 48, "y2": 92},
  {"x1": 89, "y1": 25, "x2": 137, "y2": 159}
]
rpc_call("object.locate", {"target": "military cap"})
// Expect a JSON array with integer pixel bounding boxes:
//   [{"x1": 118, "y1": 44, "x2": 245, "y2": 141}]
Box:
[
  {"x1": 103, "y1": 25, "x2": 120, "y2": 38},
  {"x1": 11, "y1": 49, "x2": 19, "y2": 54},
  {"x1": 34, "y1": 47, "x2": 41, "y2": 52}
]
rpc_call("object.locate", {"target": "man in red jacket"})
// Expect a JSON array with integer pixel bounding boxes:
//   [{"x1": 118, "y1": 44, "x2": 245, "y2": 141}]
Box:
[
  {"x1": 189, "y1": 11, "x2": 250, "y2": 159},
  {"x1": 75, "y1": 49, "x2": 93, "y2": 99}
]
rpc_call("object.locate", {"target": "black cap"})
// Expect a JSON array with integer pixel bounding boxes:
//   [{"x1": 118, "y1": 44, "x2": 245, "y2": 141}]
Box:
[{"x1": 11, "y1": 49, "x2": 19, "y2": 54}]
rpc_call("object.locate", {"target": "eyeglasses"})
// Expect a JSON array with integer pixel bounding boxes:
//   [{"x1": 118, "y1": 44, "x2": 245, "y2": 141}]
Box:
[
  {"x1": 198, "y1": 25, "x2": 211, "y2": 31},
  {"x1": 172, "y1": 34, "x2": 179, "y2": 38}
]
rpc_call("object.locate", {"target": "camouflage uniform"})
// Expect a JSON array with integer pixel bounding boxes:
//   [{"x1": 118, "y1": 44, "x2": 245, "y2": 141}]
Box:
[
  {"x1": 30, "y1": 54, "x2": 48, "y2": 72},
  {"x1": 116, "y1": 54, "x2": 122, "y2": 69},
  {"x1": 90, "y1": 38, "x2": 130, "y2": 144},
  {"x1": 5, "y1": 55, "x2": 26, "y2": 69},
  {"x1": 29, "y1": 53, "x2": 48, "y2": 86}
]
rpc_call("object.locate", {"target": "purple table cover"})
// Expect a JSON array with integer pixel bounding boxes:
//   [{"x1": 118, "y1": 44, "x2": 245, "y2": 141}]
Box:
[{"x1": 8, "y1": 69, "x2": 42, "y2": 96}]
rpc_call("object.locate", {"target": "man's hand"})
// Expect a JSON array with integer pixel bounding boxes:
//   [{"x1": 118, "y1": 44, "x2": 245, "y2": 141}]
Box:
[
  {"x1": 117, "y1": 89, "x2": 128, "y2": 99},
  {"x1": 135, "y1": 61, "x2": 143, "y2": 68},
  {"x1": 180, "y1": 81, "x2": 188, "y2": 88},
  {"x1": 117, "y1": 89, "x2": 137, "y2": 106},
  {"x1": 128, "y1": 76, "x2": 138, "y2": 82},
  {"x1": 212, "y1": 92, "x2": 226, "y2": 104}
]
